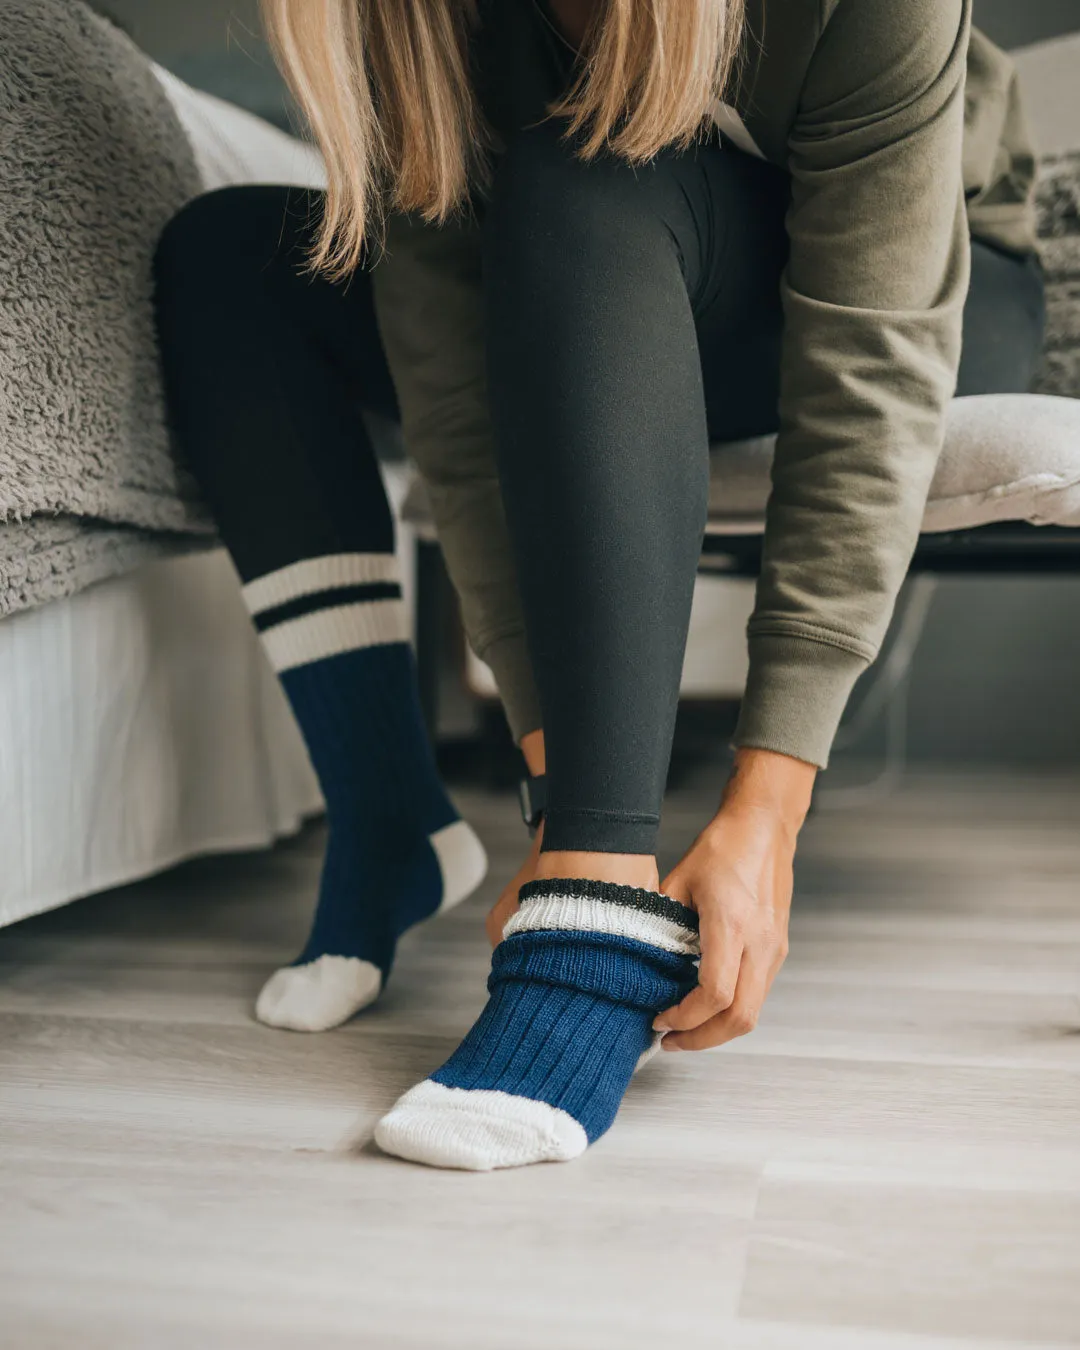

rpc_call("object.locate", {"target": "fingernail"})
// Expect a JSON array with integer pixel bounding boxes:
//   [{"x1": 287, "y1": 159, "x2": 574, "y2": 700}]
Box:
[
  {"x1": 652, "y1": 1019, "x2": 670, "y2": 1032},
  {"x1": 662, "y1": 1039, "x2": 681, "y2": 1052}
]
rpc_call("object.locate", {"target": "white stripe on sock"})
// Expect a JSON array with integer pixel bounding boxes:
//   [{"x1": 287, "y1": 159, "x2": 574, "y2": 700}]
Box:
[
  {"x1": 502, "y1": 893, "x2": 700, "y2": 957},
  {"x1": 242, "y1": 553, "x2": 400, "y2": 616},
  {"x1": 261, "y1": 600, "x2": 409, "y2": 672}
]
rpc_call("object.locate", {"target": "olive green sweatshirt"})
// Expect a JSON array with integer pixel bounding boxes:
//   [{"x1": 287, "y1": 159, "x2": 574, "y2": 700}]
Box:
[{"x1": 372, "y1": 0, "x2": 1038, "y2": 767}]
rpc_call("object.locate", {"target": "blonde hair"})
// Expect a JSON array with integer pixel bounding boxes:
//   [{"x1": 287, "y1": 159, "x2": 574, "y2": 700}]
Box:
[{"x1": 261, "y1": 0, "x2": 745, "y2": 278}]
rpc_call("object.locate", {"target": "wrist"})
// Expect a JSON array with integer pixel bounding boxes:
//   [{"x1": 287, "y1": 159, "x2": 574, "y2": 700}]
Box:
[
  {"x1": 717, "y1": 747, "x2": 816, "y2": 837},
  {"x1": 520, "y1": 728, "x2": 546, "y2": 777}
]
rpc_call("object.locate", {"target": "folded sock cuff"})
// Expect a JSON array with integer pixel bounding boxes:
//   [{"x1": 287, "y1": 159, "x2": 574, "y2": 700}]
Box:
[
  {"x1": 510, "y1": 878, "x2": 699, "y2": 956},
  {"x1": 490, "y1": 931, "x2": 699, "y2": 1013},
  {"x1": 242, "y1": 553, "x2": 401, "y2": 612},
  {"x1": 241, "y1": 553, "x2": 408, "y2": 671}
]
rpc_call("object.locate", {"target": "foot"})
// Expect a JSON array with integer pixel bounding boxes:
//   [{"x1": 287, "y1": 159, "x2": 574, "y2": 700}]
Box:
[
  {"x1": 256, "y1": 819, "x2": 487, "y2": 1032},
  {"x1": 374, "y1": 878, "x2": 699, "y2": 1169},
  {"x1": 485, "y1": 827, "x2": 660, "y2": 947}
]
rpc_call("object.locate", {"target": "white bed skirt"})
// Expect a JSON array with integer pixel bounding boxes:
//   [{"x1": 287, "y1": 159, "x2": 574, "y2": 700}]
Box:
[{"x1": 0, "y1": 550, "x2": 323, "y2": 928}]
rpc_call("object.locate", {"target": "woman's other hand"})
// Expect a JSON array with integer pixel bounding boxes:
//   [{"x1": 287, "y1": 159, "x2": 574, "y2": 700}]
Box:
[
  {"x1": 487, "y1": 821, "x2": 543, "y2": 946},
  {"x1": 486, "y1": 727, "x2": 548, "y2": 946},
  {"x1": 654, "y1": 748, "x2": 816, "y2": 1051}
]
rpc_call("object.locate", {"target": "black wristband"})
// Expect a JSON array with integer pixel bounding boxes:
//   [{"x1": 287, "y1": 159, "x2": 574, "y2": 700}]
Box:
[{"x1": 518, "y1": 772, "x2": 547, "y2": 835}]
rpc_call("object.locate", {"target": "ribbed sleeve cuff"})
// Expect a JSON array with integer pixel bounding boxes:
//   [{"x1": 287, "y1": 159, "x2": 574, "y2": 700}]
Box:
[
  {"x1": 477, "y1": 629, "x2": 543, "y2": 743},
  {"x1": 732, "y1": 632, "x2": 871, "y2": 770}
]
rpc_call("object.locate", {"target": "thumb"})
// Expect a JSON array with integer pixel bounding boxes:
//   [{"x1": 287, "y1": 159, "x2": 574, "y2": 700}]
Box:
[{"x1": 660, "y1": 863, "x2": 693, "y2": 907}]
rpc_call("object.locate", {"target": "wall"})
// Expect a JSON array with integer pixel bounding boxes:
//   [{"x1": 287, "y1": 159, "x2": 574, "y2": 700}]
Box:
[
  {"x1": 95, "y1": 0, "x2": 288, "y2": 124},
  {"x1": 975, "y1": 0, "x2": 1080, "y2": 48}
]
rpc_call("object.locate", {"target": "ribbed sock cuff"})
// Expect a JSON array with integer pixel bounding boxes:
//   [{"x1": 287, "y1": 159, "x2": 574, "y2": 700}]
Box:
[
  {"x1": 505, "y1": 878, "x2": 700, "y2": 958},
  {"x1": 242, "y1": 552, "x2": 409, "y2": 672}
]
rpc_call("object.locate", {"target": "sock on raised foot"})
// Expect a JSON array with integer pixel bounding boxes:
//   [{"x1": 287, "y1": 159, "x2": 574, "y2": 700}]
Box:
[
  {"x1": 243, "y1": 554, "x2": 488, "y2": 1033},
  {"x1": 374, "y1": 879, "x2": 700, "y2": 1169}
]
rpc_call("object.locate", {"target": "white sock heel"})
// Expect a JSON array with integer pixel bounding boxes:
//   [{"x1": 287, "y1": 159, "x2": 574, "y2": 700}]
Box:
[{"x1": 431, "y1": 820, "x2": 489, "y2": 912}]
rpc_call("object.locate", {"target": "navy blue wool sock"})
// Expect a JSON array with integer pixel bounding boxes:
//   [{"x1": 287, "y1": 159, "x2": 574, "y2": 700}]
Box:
[
  {"x1": 375, "y1": 879, "x2": 699, "y2": 1168},
  {"x1": 246, "y1": 554, "x2": 487, "y2": 1031}
]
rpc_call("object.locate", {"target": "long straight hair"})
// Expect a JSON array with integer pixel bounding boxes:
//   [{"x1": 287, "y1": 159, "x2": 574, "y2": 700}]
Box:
[{"x1": 261, "y1": 0, "x2": 745, "y2": 277}]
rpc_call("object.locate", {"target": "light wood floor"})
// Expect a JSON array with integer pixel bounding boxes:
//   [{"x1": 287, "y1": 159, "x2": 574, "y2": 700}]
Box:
[{"x1": 2, "y1": 767, "x2": 1080, "y2": 1349}]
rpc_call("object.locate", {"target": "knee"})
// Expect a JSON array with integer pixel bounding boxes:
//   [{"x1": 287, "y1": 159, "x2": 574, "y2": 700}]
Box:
[
  {"x1": 154, "y1": 185, "x2": 317, "y2": 299},
  {"x1": 484, "y1": 122, "x2": 639, "y2": 273}
]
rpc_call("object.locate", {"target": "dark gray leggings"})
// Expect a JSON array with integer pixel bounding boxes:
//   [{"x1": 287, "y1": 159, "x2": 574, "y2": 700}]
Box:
[{"x1": 482, "y1": 122, "x2": 1046, "y2": 856}]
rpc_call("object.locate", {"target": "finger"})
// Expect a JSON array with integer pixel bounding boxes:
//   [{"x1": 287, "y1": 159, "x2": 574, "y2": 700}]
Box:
[
  {"x1": 663, "y1": 948, "x2": 770, "y2": 1051},
  {"x1": 485, "y1": 907, "x2": 503, "y2": 948},
  {"x1": 659, "y1": 865, "x2": 692, "y2": 905},
  {"x1": 486, "y1": 892, "x2": 517, "y2": 948},
  {"x1": 654, "y1": 913, "x2": 743, "y2": 1033},
  {"x1": 766, "y1": 932, "x2": 789, "y2": 988},
  {"x1": 757, "y1": 860, "x2": 790, "y2": 993}
]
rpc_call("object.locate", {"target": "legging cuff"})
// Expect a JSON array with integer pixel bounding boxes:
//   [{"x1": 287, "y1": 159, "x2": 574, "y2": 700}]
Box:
[{"x1": 541, "y1": 807, "x2": 660, "y2": 856}]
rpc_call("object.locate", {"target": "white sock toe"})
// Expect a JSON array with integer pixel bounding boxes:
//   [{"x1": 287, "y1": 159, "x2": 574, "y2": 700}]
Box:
[
  {"x1": 373, "y1": 1080, "x2": 588, "y2": 1171},
  {"x1": 255, "y1": 954, "x2": 382, "y2": 1032},
  {"x1": 430, "y1": 821, "x2": 488, "y2": 913}
]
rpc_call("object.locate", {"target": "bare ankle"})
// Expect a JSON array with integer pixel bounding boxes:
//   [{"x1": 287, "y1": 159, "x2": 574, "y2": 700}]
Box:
[{"x1": 533, "y1": 850, "x2": 659, "y2": 892}]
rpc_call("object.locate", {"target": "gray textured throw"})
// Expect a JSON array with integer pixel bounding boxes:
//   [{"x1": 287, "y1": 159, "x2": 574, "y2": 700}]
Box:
[
  {"x1": 0, "y1": 0, "x2": 213, "y2": 619},
  {"x1": 1034, "y1": 151, "x2": 1080, "y2": 401}
]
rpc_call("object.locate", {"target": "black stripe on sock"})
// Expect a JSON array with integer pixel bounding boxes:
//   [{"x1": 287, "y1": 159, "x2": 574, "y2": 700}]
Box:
[
  {"x1": 252, "y1": 582, "x2": 402, "y2": 633},
  {"x1": 518, "y1": 878, "x2": 700, "y2": 935}
]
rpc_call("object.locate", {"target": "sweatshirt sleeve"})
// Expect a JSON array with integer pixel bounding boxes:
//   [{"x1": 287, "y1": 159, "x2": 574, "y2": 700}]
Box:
[
  {"x1": 370, "y1": 211, "x2": 542, "y2": 741},
  {"x1": 733, "y1": 0, "x2": 972, "y2": 767}
]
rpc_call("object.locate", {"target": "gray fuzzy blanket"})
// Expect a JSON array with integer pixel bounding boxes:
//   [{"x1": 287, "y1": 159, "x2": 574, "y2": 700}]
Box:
[{"x1": 0, "y1": 0, "x2": 213, "y2": 619}]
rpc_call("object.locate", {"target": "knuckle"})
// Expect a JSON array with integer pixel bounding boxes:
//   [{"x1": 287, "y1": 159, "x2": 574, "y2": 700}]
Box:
[
  {"x1": 731, "y1": 1008, "x2": 759, "y2": 1036},
  {"x1": 760, "y1": 923, "x2": 787, "y2": 960},
  {"x1": 702, "y1": 976, "x2": 736, "y2": 1009}
]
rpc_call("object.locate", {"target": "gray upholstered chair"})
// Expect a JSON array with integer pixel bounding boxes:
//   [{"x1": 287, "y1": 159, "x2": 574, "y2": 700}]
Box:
[{"x1": 403, "y1": 389, "x2": 1080, "y2": 732}]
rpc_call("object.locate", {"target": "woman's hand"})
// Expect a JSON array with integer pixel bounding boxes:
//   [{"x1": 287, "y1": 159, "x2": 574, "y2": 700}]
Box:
[
  {"x1": 654, "y1": 748, "x2": 816, "y2": 1051},
  {"x1": 487, "y1": 821, "x2": 543, "y2": 947},
  {"x1": 486, "y1": 728, "x2": 548, "y2": 946}
]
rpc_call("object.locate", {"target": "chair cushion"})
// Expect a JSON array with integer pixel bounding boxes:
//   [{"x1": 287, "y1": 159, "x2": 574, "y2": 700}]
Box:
[{"x1": 706, "y1": 393, "x2": 1080, "y2": 536}]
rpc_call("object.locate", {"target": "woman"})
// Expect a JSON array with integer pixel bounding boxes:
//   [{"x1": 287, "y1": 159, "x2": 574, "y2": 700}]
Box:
[{"x1": 157, "y1": 0, "x2": 1044, "y2": 1169}]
